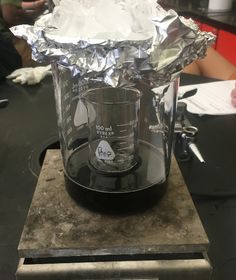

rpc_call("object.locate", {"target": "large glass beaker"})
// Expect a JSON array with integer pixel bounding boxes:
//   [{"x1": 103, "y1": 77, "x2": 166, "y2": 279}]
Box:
[{"x1": 52, "y1": 63, "x2": 179, "y2": 210}]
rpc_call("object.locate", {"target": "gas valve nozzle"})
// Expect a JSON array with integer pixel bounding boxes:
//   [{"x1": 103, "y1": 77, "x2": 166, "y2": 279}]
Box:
[{"x1": 175, "y1": 102, "x2": 205, "y2": 163}]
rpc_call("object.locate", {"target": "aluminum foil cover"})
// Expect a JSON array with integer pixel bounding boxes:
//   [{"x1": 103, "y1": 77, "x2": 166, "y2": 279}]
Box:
[{"x1": 11, "y1": 0, "x2": 215, "y2": 87}]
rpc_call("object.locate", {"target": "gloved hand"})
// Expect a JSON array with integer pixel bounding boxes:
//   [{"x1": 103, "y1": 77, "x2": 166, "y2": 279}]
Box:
[{"x1": 6, "y1": 65, "x2": 51, "y2": 85}]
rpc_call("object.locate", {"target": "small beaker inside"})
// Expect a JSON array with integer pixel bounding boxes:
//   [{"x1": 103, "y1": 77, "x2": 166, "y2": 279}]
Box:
[{"x1": 83, "y1": 87, "x2": 142, "y2": 174}]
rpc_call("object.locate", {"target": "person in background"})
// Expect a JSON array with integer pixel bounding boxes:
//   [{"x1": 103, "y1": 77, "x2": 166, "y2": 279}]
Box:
[
  {"x1": 1, "y1": 0, "x2": 46, "y2": 27},
  {"x1": 0, "y1": 31, "x2": 21, "y2": 80},
  {"x1": 0, "y1": 0, "x2": 47, "y2": 79},
  {"x1": 183, "y1": 47, "x2": 236, "y2": 107}
]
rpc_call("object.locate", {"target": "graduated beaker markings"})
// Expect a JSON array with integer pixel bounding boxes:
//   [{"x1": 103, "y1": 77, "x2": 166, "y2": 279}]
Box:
[
  {"x1": 72, "y1": 80, "x2": 89, "y2": 95},
  {"x1": 96, "y1": 125, "x2": 115, "y2": 137}
]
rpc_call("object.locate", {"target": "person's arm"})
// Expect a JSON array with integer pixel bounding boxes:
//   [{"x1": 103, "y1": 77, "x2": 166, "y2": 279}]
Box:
[
  {"x1": 183, "y1": 47, "x2": 236, "y2": 107},
  {"x1": 1, "y1": 0, "x2": 46, "y2": 27},
  {"x1": 196, "y1": 48, "x2": 236, "y2": 80},
  {"x1": 0, "y1": 33, "x2": 22, "y2": 80},
  {"x1": 1, "y1": 3, "x2": 30, "y2": 26},
  {"x1": 185, "y1": 47, "x2": 236, "y2": 80},
  {"x1": 182, "y1": 60, "x2": 201, "y2": 76},
  {"x1": 21, "y1": 0, "x2": 46, "y2": 10}
]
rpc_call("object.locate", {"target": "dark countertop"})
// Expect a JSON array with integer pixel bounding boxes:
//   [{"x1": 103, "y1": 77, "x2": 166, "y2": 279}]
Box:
[
  {"x1": 0, "y1": 76, "x2": 58, "y2": 280},
  {"x1": 1, "y1": 73, "x2": 236, "y2": 280},
  {"x1": 166, "y1": 0, "x2": 236, "y2": 34}
]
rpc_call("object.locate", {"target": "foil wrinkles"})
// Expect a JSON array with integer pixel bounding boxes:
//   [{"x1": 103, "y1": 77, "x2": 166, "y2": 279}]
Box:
[{"x1": 10, "y1": 2, "x2": 215, "y2": 88}]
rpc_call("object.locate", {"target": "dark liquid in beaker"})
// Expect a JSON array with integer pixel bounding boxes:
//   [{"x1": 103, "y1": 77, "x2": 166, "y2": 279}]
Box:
[{"x1": 65, "y1": 140, "x2": 167, "y2": 213}]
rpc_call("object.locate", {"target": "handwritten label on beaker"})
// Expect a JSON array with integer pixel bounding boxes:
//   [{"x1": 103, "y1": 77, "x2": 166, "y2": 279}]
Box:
[{"x1": 95, "y1": 140, "x2": 115, "y2": 160}]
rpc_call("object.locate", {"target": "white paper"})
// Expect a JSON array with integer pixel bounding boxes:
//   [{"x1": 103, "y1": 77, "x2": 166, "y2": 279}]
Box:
[{"x1": 179, "y1": 80, "x2": 236, "y2": 115}]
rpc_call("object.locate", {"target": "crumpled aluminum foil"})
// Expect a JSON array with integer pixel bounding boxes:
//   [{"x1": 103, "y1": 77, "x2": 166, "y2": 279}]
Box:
[{"x1": 11, "y1": 0, "x2": 215, "y2": 88}]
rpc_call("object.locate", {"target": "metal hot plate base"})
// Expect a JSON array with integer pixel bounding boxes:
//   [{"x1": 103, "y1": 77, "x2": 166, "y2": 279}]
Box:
[{"x1": 16, "y1": 150, "x2": 212, "y2": 280}]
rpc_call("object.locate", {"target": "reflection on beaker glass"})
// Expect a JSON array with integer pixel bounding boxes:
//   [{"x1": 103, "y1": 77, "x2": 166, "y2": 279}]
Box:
[{"x1": 83, "y1": 87, "x2": 142, "y2": 173}]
